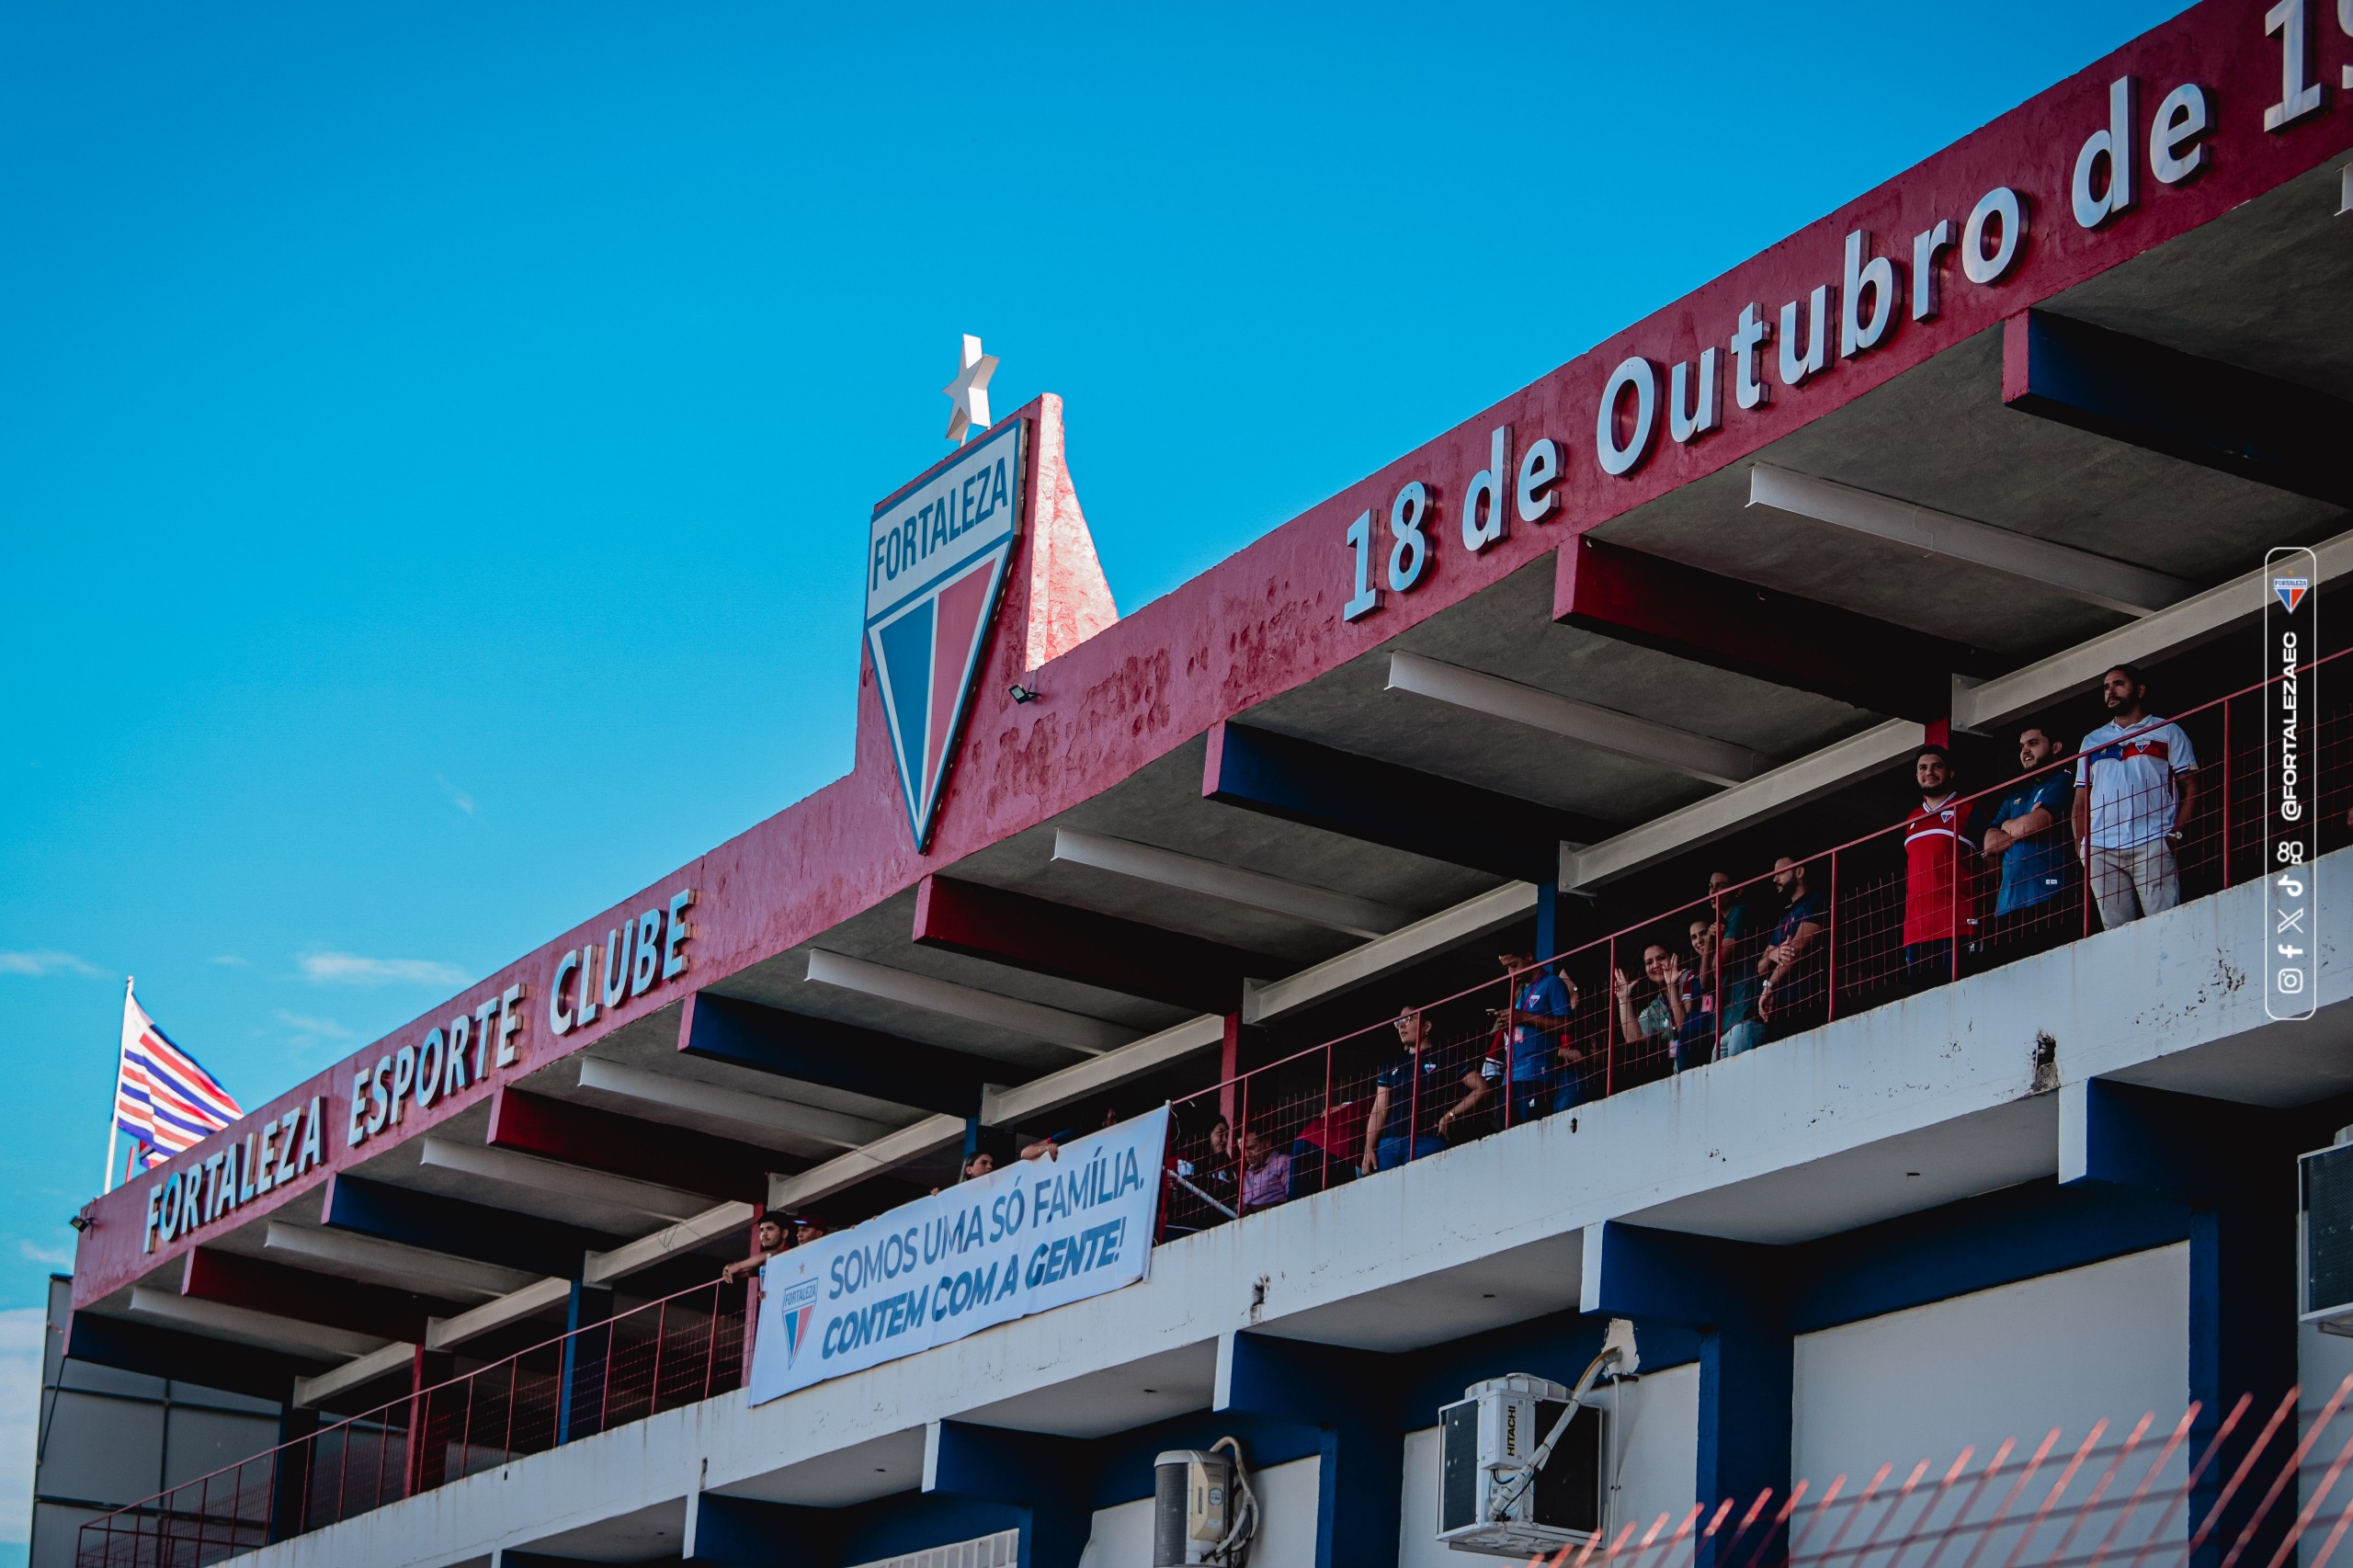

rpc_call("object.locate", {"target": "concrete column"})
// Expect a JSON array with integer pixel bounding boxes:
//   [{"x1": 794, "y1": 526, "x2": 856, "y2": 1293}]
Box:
[
  {"x1": 1581, "y1": 1222, "x2": 1793, "y2": 1568},
  {"x1": 922, "y1": 1418, "x2": 1097, "y2": 1568},
  {"x1": 1216, "y1": 1330, "x2": 1404, "y2": 1568},
  {"x1": 2062, "y1": 1080, "x2": 2303, "y2": 1568},
  {"x1": 556, "y1": 1282, "x2": 615, "y2": 1445}
]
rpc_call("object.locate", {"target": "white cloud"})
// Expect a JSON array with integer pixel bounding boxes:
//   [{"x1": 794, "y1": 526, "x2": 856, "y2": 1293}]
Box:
[
  {"x1": 0, "y1": 950, "x2": 101, "y2": 978},
  {"x1": 17, "y1": 1240, "x2": 71, "y2": 1270},
  {"x1": 436, "y1": 773, "x2": 478, "y2": 817},
  {"x1": 208, "y1": 953, "x2": 250, "y2": 967},
  {"x1": 275, "y1": 1009, "x2": 353, "y2": 1040},
  {"x1": 297, "y1": 952, "x2": 469, "y2": 987},
  {"x1": 0, "y1": 1305, "x2": 47, "y2": 1545}
]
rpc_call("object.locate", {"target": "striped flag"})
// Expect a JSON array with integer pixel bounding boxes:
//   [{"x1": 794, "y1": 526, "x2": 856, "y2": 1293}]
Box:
[{"x1": 115, "y1": 983, "x2": 242, "y2": 1174}]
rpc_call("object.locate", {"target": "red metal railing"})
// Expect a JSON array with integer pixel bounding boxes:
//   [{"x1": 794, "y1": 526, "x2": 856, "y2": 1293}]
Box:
[
  {"x1": 1162, "y1": 653, "x2": 2348, "y2": 1234},
  {"x1": 75, "y1": 1277, "x2": 748, "y2": 1568}
]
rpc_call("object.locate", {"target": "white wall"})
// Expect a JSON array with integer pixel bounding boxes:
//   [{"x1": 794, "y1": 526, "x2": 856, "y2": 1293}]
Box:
[
  {"x1": 1597, "y1": 1363, "x2": 1700, "y2": 1554},
  {"x1": 1397, "y1": 1365, "x2": 1700, "y2": 1568},
  {"x1": 1791, "y1": 1245, "x2": 2189, "y2": 1563},
  {"x1": 2299, "y1": 1323, "x2": 2353, "y2": 1567},
  {"x1": 1076, "y1": 1456, "x2": 1320, "y2": 1568}
]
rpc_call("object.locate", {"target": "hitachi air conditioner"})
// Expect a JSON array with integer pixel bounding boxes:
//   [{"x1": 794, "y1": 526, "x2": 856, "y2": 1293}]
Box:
[
  {"x1": 1436, "y1": 1374, "x2": 1605, "y2": 1557},
  {"x1": 2302, "y1": 1136, "x2": 2353, "y2": 1335}
]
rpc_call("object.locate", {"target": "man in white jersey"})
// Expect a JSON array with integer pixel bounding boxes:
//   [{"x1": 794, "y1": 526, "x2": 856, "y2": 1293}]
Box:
[{"x1": 2073, "y1": 664, "x2": 2200, "y2": 928}]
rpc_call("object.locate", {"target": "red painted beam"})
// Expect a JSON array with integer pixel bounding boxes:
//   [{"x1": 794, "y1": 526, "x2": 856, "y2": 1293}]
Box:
[
  {"x1": 913, "y1": 876, "x2": 1279, "y2": 1015},
  {"x1": 1554, "y1": 536, "x2": 1987, "y2": 722},
  {"x1": 181, "y1": 1247, "x2": 456, "y2": 1343},
  {"x1": 2003, "y1": 309, "x2": 2353, "y2": 508},
  {"x1": 486, "y1": 1086, "x2": 784, "y2": 1201}
]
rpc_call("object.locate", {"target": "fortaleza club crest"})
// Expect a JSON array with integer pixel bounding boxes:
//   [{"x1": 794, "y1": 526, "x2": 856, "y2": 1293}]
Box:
[
  {"x1": 775, "y1": 1278, "x2": 821, "y2": 1368},
  {"x1": 865, "y1": 417, "x2": 1027, "y2": 850},
  {"x1": 2275, "y1": 576, "x2": 2310, "y2": 614}
]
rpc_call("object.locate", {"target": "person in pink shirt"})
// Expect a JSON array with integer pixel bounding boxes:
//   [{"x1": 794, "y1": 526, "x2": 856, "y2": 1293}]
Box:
[{"x1": 1239, "y1": 1124, "x2": 1291, "y2": 1210}]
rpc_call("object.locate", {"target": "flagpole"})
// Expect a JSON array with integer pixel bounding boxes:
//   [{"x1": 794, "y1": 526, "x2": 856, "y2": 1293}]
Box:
[{"x1": 103, "y1": 976, "x2": 132, "y2": 1195}]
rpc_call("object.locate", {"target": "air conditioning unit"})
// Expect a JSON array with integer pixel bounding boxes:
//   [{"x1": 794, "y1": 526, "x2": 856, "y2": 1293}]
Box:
[
  {"x1": 1436, "y1": 1374, "x2": 1605, "y2": 1558},
  {"x1": 1155, "y1": 1448, "x2": 1247, "y2": 1568},
  {"x1": 2302, "y1": 1136, "x2": 2353, "y2": 1335}
]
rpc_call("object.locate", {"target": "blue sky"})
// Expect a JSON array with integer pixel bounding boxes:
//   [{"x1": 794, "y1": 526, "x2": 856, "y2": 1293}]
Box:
[{"x1": 0, "y1": 0, "x2": 2182, "y2": 1541}]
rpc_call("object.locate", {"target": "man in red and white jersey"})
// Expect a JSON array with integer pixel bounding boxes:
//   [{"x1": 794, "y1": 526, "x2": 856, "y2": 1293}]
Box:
[
  {"x1": 2074, "y1": 664, "x2": 2200, "y2": 929},
  {"x1": 1902, "y1": 746, "x2": 1978, "y2": 991}
]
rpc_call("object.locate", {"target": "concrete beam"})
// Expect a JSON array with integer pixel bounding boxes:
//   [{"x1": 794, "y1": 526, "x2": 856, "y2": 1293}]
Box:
[
  {"x1": 293, "y1": 1340, "x2": 417, "y2": 1408},
  {"x1": 487, "y1": 1086, "x2": 782, "y2": 1201},
  {"x1": 1204, "y1": 721, "x2": 1611, "y2": 883},
  {"x1": 768, "y1": 1117, "x2": 967, "y2": 1212},
  {"x1": 425, "y1": 1275, "x2": 575, "y2": 1351},
  {"x1": 1556, "y1": 535, "x2": 1983, "y2": 721},
  {"x1": 1746, "y1": 462, "x2": 2196, "y2": 617},
  {"x1": 1242, "y1": 881, "x2": 1536, "y2": 1025},
  {"x1": 2004, "y1": 309, "x2": 2353, "y2": 508},
  {"x1": 323, "y1": 1174, "x2": 617, "y2": 1280},
  {"x1": 803, "y1": 949, "x2": 1136, "y2": 1055},
  {"x1": 1562, "y1": 720, "x2": 1923, "y2": 892},
  {"x1": 768, "y1": 1012, "x2": 1229, "y2": 1211},
  {"x1": 1386, "y1": 650, "x2": 1775, "y2": 787},
  {"x1": 64, "y1": 1312, "x2": 309, "y2": 1403},
  {"x1": 263, "y1": 1220, "x2": 540, "y2": 1300},
  {"x1": 982, "y1": 1013, "x2": 1226, "y2": 1129},
  {"x1": 180, "y1": 1247, "x2": 452, "y2": 1344},
  {"x1": 124, "y1": 1285, "x2": 389, "y2": 1361},
  {"x1": 1952, "y1": 525, "x2": 2353, "y2": 733},
  {"x1": 678, "y1": 991, "x2": 992, "y2": 1119},
  {"x1": 575, "y1": 1056, "x2": 894, "y2": 1151},
  {"x1": 914, "y1": 875, "x2": 1278, "y2": 1015},
  {"x1": 584, "y1": 1200, "x2": 757, "y2": 1287},
  {"x1": 420, "y1": 1136, "x2": 714, "y2": 1222},
  {"x1": 1051, "y1": 828, "x2": 1407, "y2": 939}
]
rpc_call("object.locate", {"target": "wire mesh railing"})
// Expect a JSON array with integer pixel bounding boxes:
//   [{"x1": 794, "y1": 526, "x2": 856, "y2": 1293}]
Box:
[
  {"x1": 1162, "y1": 653, "x2": 2348, "y2": 1236},
  {"x1": 75, "y1": 1277, "x2": 749, "y2": 1568}
]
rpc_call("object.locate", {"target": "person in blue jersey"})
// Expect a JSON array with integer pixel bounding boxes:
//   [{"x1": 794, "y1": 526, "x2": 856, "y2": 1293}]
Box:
[
  {"x1": 1491, "y1": 948, "x2": 1583, "y2": 1123},
  {"x1": 1981, "y1": 723, "x2": 2076, "y2": 956},
  {"x1": 1360, "y1": 1007, "x2": 1495, "y2": 1174}
]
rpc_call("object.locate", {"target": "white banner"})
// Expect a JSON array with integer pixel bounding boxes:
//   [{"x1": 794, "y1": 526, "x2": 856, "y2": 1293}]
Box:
[{"x1": 747, "y1": 1107, "x2": 1168, "y2": 1404}]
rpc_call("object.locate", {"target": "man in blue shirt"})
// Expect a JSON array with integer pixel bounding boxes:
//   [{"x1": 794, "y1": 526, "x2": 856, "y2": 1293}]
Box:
[
  {"x1": 1360, "y1": 1008, "x2": 1495, "y2": 1174},
  {"x1": 1981, "y1": 723, "x2": 2077, "y2": 958},
  {"x1": 1493, "y1": 949, "x2": 1582, "y2": 1123}
]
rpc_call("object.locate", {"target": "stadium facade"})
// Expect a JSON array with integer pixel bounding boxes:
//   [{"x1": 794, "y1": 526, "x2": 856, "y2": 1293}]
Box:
[{"x1": 33, "y1": 2, "x2": 2353, "y2": 1565}]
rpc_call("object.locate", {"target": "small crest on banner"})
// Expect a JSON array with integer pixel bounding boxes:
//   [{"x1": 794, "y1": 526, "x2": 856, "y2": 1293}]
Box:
[
  {"x1": 864, "y1": 416, "x2": 1029, "y2": 851},
  {"x1": 2275, "y1": 576, "x2": 2310, "y2": 614}
]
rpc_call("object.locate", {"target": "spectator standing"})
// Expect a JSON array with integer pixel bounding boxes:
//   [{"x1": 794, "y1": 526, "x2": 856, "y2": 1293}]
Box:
[
  {"x1": 1982, "y1": 724, "x2": 2075, "y2": 954},
  {"x1": 1679, "y1": 916, "x2": 1722, "y2": 1067},
  {"x1": 1238, "y1": 1125, "x2": 1291, "y2": 1211},
  {"x1": 2075, "y1": 665, "x2": 2200, "y2": 927},
  {"x1": 1361, "y1": 1008, "x2": 1494, "y2": 1173},
  {"x1": 722, "y1": 1210, "x2": 790, "y2": 1285},
  {"x1": 1494, "y1": 949, "x2": 1583, "y2": 1122},
  {"x1": 1612, "y1": 944, "x2": 1688, "y2": 1070},
  {"x1": 1710, "y1": 871, "x2": 1767, "y2": 1057},
  {"x1": 1757, "y1": 857, "x2": 1830, "y2": 1040},
  {"x1": 1901, "y1": 747, "x2": 1978, "y2": 992},
  {"x1": 791, "y1": 1213, "x2": 830, "y2": 1247}
]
